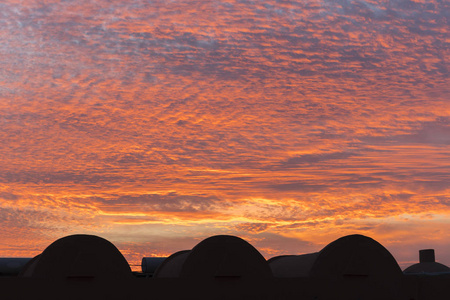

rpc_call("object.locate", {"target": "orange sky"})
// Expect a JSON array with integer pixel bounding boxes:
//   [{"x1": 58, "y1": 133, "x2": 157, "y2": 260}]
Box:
[{"x1": 0, "y1": 0, "x2": 449, "y2": 270}]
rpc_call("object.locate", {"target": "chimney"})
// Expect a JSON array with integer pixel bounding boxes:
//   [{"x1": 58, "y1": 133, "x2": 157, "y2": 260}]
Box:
[{"x1": 419, "y1": 249, "x2": 435, "y2": 263}]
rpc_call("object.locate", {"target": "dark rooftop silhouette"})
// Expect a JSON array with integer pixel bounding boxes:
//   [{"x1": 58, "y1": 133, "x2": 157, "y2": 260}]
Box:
[
  {"x1": 1, "y1": 234, "x2": 449, "y2": 300},
  {"x1": 19, "y1": 234, "x2": 132, "y2": 280},
  {"x1": 404, "y1": 249, "x2": 450, "y2": 274}
]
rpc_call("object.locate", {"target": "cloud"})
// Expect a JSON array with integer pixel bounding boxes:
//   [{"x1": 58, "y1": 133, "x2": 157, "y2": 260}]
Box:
[
  {"x1": 0, "y1": 170, "x2": 125, "y2": 185},
  {"x1": 234, "y1": 222, "x2": 272, "y2": 233},
  {"x1": 92, "y1": 192, "x2": 228, "y2": 214},
  {"x1": 0, "y1": 192, "x2": 20, "y2": 201},
  {"x1": 281, "y1": 151, "x2": 357, "y2": 167},
  {"x1": 361, "y1": 118, "x2": 450, "y2": 146},
  {"x1": 245, "y1": 232, "x2": 317, "y2": 257},
  {"x1": 267, "y1": 181, "x2": 329, "y2": 192}
]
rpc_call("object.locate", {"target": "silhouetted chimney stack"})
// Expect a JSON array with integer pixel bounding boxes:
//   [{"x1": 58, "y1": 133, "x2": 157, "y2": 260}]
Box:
[{"x1": 419, "y1": 249, "x2": 435, "y2": 263}]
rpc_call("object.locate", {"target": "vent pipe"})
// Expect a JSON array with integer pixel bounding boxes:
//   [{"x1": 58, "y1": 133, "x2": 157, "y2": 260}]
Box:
[{"x1": 419, "y1": 249, "x2": 435, "y2": 263}]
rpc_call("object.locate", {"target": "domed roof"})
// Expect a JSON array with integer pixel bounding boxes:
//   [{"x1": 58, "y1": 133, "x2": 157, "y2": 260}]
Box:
[
  {"x1": 404, "y1": 249, "x2": 450, "y2": 274},
  {"x1": 19, "y1": 234, "x2": 132, "y2": 279},
  {"x1": 154, "y1": 235, "x2": 272, "y2": 278},
  {"x1": 180, "y1": 235, "x2": 272, "y2": 279},
  {"x1": 268, "y1": 234, "x2": 403, "y2": 281},
  {"x1": 310, "y1": 234, "x2": 403, "y2": 279},
  {"x1": 287, "y1": 235, "x2": 405, "y2": 299},
  {"x1": 404, "y1": 262, "x2": 450, "y2": 274}
]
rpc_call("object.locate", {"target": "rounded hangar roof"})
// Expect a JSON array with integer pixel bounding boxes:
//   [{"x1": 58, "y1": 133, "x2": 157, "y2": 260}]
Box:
[
  {"x1": 269, "y1": 234, "x2": 402, "y2": 279},
  {"x1": 310, "y1": 234, "x2": 402, "y2": 278},
  {"x1": 20, "y1": 234, "x2": 132, "y2": 279},
  {"x1": 154, "y1": 235, "x2": 272, "y2": 278}
]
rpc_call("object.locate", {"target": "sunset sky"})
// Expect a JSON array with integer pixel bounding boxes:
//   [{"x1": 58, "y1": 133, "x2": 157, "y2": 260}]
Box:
[{"x1": 0, "y1": 0, "x2": 449, "y2": 270}]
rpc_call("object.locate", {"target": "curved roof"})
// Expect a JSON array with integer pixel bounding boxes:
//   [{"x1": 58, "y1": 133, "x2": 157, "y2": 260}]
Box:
[
  {"x1": 0, "y1": 258, "x2": 32, "y2": 276},
  {"x1": 310, "y1": 234, "x2": 403, "y2": 279},
  {"x1": 180, "y1": 235, "x2": 272, "y2": 279},
  {"x1": 268, "y1": 234, "x2": 402, "y2": 280},
  {"x1": 268, "y1": 235, "x2": 406, "y2": 299},
  {"x1": 404, "y1": 262, "x2": 450, "y2": 274},
  {"x1": 154, "y1": 235, "x2": 272, "y2": 278},
  {"x1": 18, "y1": 254, "x2": 41, "y2": 277},
  {"x1": 268, "y1": 253, "x2": 319, "y2": 277},
  {"x1": 404, "y1": 249, "x2": 450, "y2": 274},
  {"x1": 19, "y1": 234, "x2": 132, "y2": 279},
  {"x1": 153, "y1": 250, "x2": 191, "y2": 278},
  {"x1": 141, "y1": 257, "x2": 167, "y2": 274}
]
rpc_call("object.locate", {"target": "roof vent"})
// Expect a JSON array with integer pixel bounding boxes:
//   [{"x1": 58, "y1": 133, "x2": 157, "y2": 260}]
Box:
[
  {"x1": 419, "y1": 249, "x2": 435, "y2": 263},
  {"x1": 404, "y1": 249, "x2": 450, "y2": 274}
]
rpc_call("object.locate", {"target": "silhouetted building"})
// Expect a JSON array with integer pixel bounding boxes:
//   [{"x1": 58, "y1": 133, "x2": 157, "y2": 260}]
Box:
[
  {"x1": 404, "y1": 249, "x2": 450, "y2": 274},
  {"x1": 402, "y1": 249, "x2": 450, "y2": 300},
  {"x1": 269, "y1": 235, "x2": 405, "y2": 299},
  {"x1": 19, "y1": 234, "x2": 132, "y2": 280},
  {"x1": 153, "y1": 250, "x2": 190, "y2": 278},
  {"x1": 141, "y1": 257, "x2": 166, "y2": 276},
  {"x1": 0, "y1": 258, "x2": 32, "y2": 276},
  {"x1": 1, "y1": 233, "x2": 449, "y2": 300},
  {"x1": 154, "y1": 235, "x2": 272, "y2": 279}
]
